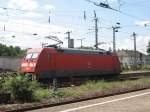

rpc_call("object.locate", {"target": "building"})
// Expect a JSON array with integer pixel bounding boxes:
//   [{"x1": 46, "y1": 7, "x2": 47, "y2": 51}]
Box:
[{"x1": 117, "y1": 50, "x2": 150, "y2": 69}]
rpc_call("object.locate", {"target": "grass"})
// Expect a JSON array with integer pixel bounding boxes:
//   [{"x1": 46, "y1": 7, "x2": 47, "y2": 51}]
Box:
[
  {"x1": 33, "y1": 88, "x2": 51, "y2": 101},
  {"x1": 55, "y1": 77, "x2": 150, "y2": 98}
]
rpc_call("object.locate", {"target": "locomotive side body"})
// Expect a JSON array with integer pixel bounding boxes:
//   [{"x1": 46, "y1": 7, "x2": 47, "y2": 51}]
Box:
[
  {"x1": 54, "y1": 49, "x2": 121, "y2": 77},
  {"x1": 21, "y1": 47, "x2": 121, "y2": 79}
]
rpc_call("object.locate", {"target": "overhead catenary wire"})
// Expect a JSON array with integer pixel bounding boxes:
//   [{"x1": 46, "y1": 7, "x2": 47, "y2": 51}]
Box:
[
  {"x1": 0, "y1": 4, "x2": 145, "y2": 22},
  {"x1": 0, "y1": 5, "x2": 145, "y2": 29},
  {"x1": 123, "y1": 0, "x2": 150, "y2": 6},
  {"x1": 85, "y1": 0, "x2": 146, "y2": 21},
  {"x1": 0, "y1": 3, "x2": 149, "y2": 45}
]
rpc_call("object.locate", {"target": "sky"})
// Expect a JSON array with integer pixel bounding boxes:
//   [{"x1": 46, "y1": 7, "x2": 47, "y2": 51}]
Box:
[{"x1": 0, "y1": 0, "x2": 150, "y2": 54}]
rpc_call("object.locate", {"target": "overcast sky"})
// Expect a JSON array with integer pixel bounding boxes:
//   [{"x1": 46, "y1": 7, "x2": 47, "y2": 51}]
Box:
[{"x1": 0, "y1": 0, "x2": 149, "y2": 54}]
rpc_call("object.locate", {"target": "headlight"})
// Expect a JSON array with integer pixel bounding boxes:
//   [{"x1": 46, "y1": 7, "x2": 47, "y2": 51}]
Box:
[{"x1": 21, "y1": 63, "x2": 28, "y2": 67}]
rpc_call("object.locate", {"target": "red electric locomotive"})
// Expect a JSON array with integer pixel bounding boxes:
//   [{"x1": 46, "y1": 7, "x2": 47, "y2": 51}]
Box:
[{"x1": 21, "y1": 47, "x2": 121, "y2": 80}]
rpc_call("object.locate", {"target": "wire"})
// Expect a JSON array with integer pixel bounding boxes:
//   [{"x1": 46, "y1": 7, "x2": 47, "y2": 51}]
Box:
[
  {"x1": 0, "y1": 3, "x2": 149, "y2": 39},
  {"x1": 0, "y1": 6, "x2": 48, "y2": 14},
  {"x1": 120, "y1": 11, "x2": 146, "y2": 21},
  {"x1": 85, "y1": 0, "x2": 147, "y2": 21},
  {"x1": 0, "y1": 6, "x2": 94, "y2": 13},
  {"x1": 0, "y1": 4, "x2": 145, "y2": 28},
  {"x1": 123, "y1": 0, "x2": 150, "y2": 6}
]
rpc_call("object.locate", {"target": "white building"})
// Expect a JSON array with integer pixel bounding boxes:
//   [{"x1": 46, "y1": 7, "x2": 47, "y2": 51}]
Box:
[{"x1": 117, "y1": 50, "x2": 150, "y2": 69}]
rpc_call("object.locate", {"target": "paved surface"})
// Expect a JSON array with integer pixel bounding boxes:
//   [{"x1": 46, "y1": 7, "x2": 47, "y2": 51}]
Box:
[{"x1": 27, "y1": 89, "x2": 150, "y2": 112}]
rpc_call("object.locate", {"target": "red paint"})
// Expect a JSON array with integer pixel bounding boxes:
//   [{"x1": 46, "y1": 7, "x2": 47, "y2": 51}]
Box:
[{"x1": 20, "y1": 47, "x2": 121, "y2": 77}]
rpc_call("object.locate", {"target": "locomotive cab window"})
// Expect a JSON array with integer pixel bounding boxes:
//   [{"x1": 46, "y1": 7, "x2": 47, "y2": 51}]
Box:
[
  {"x1": 25, "y1": 53, "x2": 39, "y2": 59},
  {"x1": 32, "y1": 53, "x2": 39, "y2": 59},
  {"x1": 25, "y1": 53, "x2": 32, "y2": 59}
]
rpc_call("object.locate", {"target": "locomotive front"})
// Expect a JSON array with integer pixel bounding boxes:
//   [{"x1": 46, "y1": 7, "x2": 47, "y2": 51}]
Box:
[{"x1": 20, "y1": 48, "x2": 42, "y2": 73}]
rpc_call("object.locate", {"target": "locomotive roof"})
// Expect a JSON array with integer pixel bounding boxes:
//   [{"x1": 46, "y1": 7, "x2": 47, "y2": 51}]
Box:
[
  {"x1": 56, "y1": 48, "x2": 112, "y2": 55},
  {"x1": 27, "y1": 48, "x2": 42, "y2": 53}
]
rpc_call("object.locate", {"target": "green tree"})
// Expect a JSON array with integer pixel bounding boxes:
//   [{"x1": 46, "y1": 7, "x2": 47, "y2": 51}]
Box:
[{"x1": 0, "y1": 44, "x2": 25, "y2": 57}]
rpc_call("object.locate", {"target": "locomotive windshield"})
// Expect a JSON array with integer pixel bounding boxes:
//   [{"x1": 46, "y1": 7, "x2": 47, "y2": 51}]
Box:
[
  {"x1": 25, "y1": 52, "x2": 39, "y2": 59},
  {"x1": 26, "y1": 53, "x2": 32, "y2": 59},
  {"x1": 32, "y1": 53, "x2": 39, "y2": 59}
]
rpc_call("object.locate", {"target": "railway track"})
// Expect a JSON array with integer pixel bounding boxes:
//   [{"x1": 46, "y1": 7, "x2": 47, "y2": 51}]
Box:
[{"x1": 119, "y1": 71, "x2": 150, "y2": 80}]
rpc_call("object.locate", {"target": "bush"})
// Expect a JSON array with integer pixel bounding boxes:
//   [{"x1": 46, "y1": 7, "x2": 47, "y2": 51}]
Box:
[{"x1": 2, "y1": 76, "x2": 45, "y2": 102}]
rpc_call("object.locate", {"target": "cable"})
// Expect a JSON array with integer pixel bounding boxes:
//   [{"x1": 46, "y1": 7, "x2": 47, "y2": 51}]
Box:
[
  {"x1": 86, "y1": 0, "x2": 147, "y2": 21},
  {"x1": 123, "y1": 0, "x2": 150, "y2": 6},
  {"x1": 119, "y1": 11, "x2": 147, "y2": 21},
  {"x1": 0, "y1": 6, "x2": 94, "y2": 13},
  {"x1": 0, "y1": 5, "x2": 145, "y2": 29}
]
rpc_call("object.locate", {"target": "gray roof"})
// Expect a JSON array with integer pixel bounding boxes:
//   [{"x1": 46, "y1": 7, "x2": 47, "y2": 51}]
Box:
[{"x1": 56, "y1": 48, "x2": 112, "y2": 55}]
